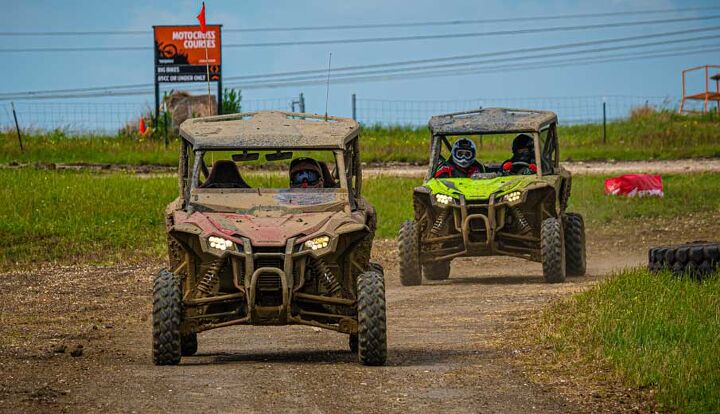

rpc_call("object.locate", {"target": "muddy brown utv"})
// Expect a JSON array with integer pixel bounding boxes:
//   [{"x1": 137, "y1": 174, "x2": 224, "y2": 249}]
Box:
[
  {"x1": 398, "y1": 108, "x2": 586, "y2": 285},
  {"x1": 153, "y1": 111, "x2": 386, "y2": 366}
]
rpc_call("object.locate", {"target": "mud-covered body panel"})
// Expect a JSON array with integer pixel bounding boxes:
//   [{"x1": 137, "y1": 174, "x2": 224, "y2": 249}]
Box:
[
  {"x1": 163, "y1": 111, "x2": 379, "y2": 340},
  {"x1": 414, "y1": 108, "x2": 571, "y2": 265}
]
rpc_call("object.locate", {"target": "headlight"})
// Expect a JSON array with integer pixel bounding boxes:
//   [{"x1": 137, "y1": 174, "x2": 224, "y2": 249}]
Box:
[
  {"x1": 435, "y1": 193, "x2": 454, "y2": 205},
  {"x1": 504, "y1": 191, "x2": 522, "y2": 203},
  {"x1": 208, "y1": 236, "x2": 234, "y2": 251},
  {"x1": 304, "y1": 236, "x2": 330, "y2": 251}
]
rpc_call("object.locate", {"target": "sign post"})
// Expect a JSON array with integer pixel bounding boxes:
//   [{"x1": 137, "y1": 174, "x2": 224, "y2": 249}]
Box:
[{"x1": 153, "y1": 24, "x2": 223, "y2": 118}]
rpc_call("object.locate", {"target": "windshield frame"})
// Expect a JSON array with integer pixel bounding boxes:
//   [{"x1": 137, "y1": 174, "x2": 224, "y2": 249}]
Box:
[
  {"x1": 183, "y1": 147, "x2": 353, "y2": 211},
  {"x1": 427, "y1": 131, "x2": 546, "y2": 180}
]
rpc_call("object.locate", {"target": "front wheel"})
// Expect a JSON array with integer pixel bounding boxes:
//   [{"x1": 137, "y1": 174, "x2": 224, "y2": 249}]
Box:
[
  {"x1": 541, "y1": 217, "x2": 566, "y2": 283},
  {"x1": 398, "y1": 220, "x2": 422, "y2": 286},
  {"x1": 152, "y1": 269, "x2": 183, "y2": 365},
  {"x1": 356, "y1": 270, "x2": 387, "y2": 366}
]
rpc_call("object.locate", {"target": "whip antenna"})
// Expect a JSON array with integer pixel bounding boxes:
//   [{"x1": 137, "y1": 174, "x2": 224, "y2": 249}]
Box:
[{"x1": 324, "y1": 52, "x2": 332, "y2": 121}]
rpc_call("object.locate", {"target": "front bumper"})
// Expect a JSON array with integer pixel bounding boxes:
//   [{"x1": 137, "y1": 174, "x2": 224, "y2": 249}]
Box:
[
  {"x1": 173, "y1": 236, "x2": 358, "y2": 333},
  {"x1": 422, "y1": 193, "x2": 542, "y2": 263}
]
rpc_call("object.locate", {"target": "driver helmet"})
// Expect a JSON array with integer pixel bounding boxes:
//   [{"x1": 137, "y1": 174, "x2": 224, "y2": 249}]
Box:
[
  {"x1": 512, "y1": 134, "x2": 534, "y2": 163},
  {"x1": 451, "y1": 138, "x2": 477, "y2": 168},
  {"x1": 290, "y1": 158, "x2": 324, "y2": 188}
]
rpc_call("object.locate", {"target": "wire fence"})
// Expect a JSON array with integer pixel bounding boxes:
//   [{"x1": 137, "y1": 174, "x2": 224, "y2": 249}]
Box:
[
  {"x1": 354, "y1": 95, "x2": 682, "y2": 126},
  {"x1": 0, "y1": 94, "x2": 694, "y2": 134},
  {"x1": 0, "y1": 97, "x2": 300, "y2": 134}
]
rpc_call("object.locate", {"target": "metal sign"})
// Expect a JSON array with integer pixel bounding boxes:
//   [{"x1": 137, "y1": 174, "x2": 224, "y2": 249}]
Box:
[
  {"x1": 152, "y1": 25, "x2": 223, "y2": 118},
  {"x1": 153, "y1": 25, "x2": 222, "y2": 83}
]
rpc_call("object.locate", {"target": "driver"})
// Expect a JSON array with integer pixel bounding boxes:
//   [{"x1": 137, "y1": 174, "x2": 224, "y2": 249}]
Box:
[
  {"x1": 434, "y1": 138, "x2": 485, "y2": 178},
  {"x1": 502, "y1": 134, "x2": 537, "y2": 175},
  {"x1": 289, "y1": 157, "x2": 325, "y2": 188}
]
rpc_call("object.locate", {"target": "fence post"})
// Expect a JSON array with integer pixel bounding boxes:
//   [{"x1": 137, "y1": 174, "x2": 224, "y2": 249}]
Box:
[
  {"x1": 163, "y1": 106, "x2": 169, "y2": 148},
  {"x1": 351, "y1": 93, "x2": 356, "y2": 120},
  {"x1": 299, "y1": 93, "x2": 305, "y2": 113},
  {"x1": 602, "y1": 99, "x2": 607, "y2": 145},
  {"x1": 10, "y1": 102, "x2": 23, "y2": 153}
]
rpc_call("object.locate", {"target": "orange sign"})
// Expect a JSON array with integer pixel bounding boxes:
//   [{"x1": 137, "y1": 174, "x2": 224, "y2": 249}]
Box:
[{"x1": 153, "y1": 25, "x2": 222, "y2": 83}]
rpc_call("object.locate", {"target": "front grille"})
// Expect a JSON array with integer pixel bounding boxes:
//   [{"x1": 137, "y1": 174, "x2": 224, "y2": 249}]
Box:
[
  {"x1": 257, "y1": 273, "x2": 282, "y2": 291},
  {"x1": 255, "y1": 257, "x2": 283, "y2": 269}
]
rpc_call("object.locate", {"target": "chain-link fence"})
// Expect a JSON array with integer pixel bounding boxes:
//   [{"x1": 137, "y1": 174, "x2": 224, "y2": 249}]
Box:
[
  {"x1": 1, "y1": 94, "x2": 690, "y2": 133},
  {"x1": 0, "y1": 96, "x2": 302, "y2": 134},
  {"x1": 353, "y1": 95, "x2": 682, "y2": 126}
]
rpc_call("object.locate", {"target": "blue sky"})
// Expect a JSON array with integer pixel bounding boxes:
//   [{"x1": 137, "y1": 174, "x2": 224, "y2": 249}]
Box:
[{"x1": 1, "y1": 0, "x2": 719, "y2": 120}]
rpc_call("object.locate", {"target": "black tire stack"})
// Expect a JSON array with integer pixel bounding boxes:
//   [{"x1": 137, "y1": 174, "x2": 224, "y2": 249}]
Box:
[{"x1": 648, "y1": 241, "x2": 720, "y2": 280}]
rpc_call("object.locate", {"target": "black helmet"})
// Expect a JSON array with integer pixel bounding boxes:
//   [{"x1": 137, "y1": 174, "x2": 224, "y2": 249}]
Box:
[{"x1": 512, "y1": 133, "x2": 534, "y2": 154}]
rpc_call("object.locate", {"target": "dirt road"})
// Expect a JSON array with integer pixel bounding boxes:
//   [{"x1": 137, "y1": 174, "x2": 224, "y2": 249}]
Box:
[
  {"x1": 364, "y1": 158, "x2": 720, "y2": 177},
  {"x1": 4, "y1": 158, "x2": 720, "y2": 177},
  {"x1": 1, "y1": 235, "x2": 651, "y2": 414}
]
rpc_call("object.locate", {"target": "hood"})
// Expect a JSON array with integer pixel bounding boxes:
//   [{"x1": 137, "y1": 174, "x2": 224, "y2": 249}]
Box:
[
  {"x1": 425, "y1": 176, "x2": 540, "y2": 201},
  {"x1": 173, "y1": 210, "x2": 353, "y2": 246}
]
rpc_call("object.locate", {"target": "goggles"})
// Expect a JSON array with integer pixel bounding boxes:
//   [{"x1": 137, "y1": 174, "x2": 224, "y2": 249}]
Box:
[
  {"x1": 291, "y1": 169, "x2": 321, "y2": 186},
  {"x1": 454, "y1": 149, "x2": 474, "y2": 159}
]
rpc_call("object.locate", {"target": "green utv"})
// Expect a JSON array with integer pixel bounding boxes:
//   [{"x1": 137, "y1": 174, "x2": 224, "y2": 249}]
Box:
[{"x1": 398, "y1": 108, "x2": 586, "y2": 285}]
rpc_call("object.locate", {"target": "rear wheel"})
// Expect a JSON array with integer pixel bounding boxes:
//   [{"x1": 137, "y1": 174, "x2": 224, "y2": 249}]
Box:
[
  {"x1": 541, "y1": 217, "x2": 566, "y2": 283},
  {"x1": 152, "y1": 269, "x2": 183, "y2": 365},
  {"x1": 398, "y1": 220, "x2": 422, "y2": 286},
  {"x1": 357, "y1": 270, "x2": 387, "y2": 366},
  {"x1": 563, "y1": 213, "x2": 586, "y2": 276},
  {"x1": 423, "y1": 261, "x2": 451, "y2": 281}
]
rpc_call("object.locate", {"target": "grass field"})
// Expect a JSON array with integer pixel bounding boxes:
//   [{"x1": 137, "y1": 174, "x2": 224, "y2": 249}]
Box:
[
  {"x1": 1, "y1": 169, "x2": 719, "y2": 266},
  {"x1": 2, "y1": 111, "x2": 719, "y2": 166},
  {"x1": 538, "y1": 269, "x2": 720, "y2": 413}
]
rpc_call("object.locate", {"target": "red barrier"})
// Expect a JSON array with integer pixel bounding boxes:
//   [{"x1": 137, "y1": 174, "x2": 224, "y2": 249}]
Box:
[{"x1": 604, "y1": 174, "x2": 664, "y2": 197}]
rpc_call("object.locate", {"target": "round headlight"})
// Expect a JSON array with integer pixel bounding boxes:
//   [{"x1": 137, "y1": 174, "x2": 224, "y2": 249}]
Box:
[{"x1": 504, "y1": 191, "x2": 522, "y2": 203}]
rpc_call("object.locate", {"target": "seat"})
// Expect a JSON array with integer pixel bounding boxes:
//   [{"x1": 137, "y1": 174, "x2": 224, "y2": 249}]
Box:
[{"x1": 200, "y1": 160, "x2": 250, "y2": 188}]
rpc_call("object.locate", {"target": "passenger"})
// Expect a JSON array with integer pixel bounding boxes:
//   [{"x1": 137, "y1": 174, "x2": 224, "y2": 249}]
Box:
[
  {"x1": 502, "y1": 134, "x2": 537, "y2": 175},
  {"x1": 289, "y1": 157, "x2": 324, "y2": 188},
  {"x1": 434, "y1": 138, "x2": 486, "y2": 178}
]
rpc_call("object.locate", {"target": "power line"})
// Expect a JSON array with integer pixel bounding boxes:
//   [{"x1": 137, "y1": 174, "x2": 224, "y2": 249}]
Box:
[
  {"x1": 1, "y1": 6, "x2": 719, "y2": 36},
  {"x1": 224, "y1": 15, "x2": 720, "y2": 48},
  {"x1": 223, "y1": 45, "x2": 720, "y2": 90},
  {"x1": 222, "y1": 26, "x2": 720, "y2": 81},
  {"x1": 1, "y1": 14, "x2": 719, "y2": 53},
  {"x1": 2, "y1": 42, "x2": 717, "y2": 100},
  {"x1": 3, "y1": 26, "x2": 716, "y2": 98},
  {"x1": 223, "y1": 35, "x2": 720, "y2": 87},
  {"x1": 2, "y1": 29, "x2": 718, "y2": 100}
]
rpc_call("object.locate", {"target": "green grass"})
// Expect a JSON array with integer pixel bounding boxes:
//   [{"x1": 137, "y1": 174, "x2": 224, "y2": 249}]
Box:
[
  {"x1": 540, "y1": 269, "x2": 720, "y2": 413},
  {"x1": 1, "y1": 169, "x2": 719, "y2": 266},
  {"x1": 2, "y1": 111, "x2": 719, "y2": 166}
]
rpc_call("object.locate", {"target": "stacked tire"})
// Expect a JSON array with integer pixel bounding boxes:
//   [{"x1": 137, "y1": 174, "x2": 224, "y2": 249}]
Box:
[{"x1": 648, "y1": 241, "x2": 720, "y2": 279}]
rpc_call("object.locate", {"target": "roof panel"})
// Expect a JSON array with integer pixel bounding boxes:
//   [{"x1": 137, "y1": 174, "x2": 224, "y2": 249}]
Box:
[
  {"x1": 179, "y1": 111, "x2": 359, "y2": 150},
  {"x1": 429, "y1": 107, "x2": 557, "y2": 135}
]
